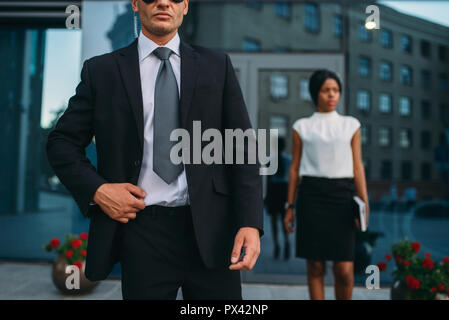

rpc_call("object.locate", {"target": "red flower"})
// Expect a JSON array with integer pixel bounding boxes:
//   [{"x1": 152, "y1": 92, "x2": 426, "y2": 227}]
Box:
[
  {"x1": 81, "y1": 250, "x2": 87, "y2": 257},
  {"x1": 403, "y1": 260, "x2": 410, "y2": 267},
  {"x1": 411, "y1": 241, "x2": 420, "y2": 253},
  {"x1": 406, "y1": 275, "x2": 420, "y2": 290},
  {"x1": 377, "y1": 262, "x2": 387, "y2": 272},
  {"x1": 423, "y1": 257, "x2": 434, "y2": 270},
  {"x1": 438, "y1": 284, "x2": 446, "y2": 291},
  {"x1": 73, "y1": 261, "x2": 82, "y2": 270},
  {"x1": 385, "y1": 254, "x2": 392, "y2": 261},
  {"x1": 80, "y1": 233, "x2": 88, "y2": 240},
  {"x1": 394, "y1": 255, "x2": 402, "y2": 263},
  {"x1": 66, "y1": 250, "x2": 73, "y2": 259},
  {"x1": 71, "y1": 239, "x2": 82, "y2": 249},
  {"x1": 49, "y1": 238, "x2": 60, "y2": 248},
  {"x1": 431, "y1": 287, "x2": 437, "y2": 293},
  {"x1": 425, "y1": 252, "x2": 431, "y2": 258},
  {"x1": 442, "y1": 257, "x2": 449, "y2": 264}
]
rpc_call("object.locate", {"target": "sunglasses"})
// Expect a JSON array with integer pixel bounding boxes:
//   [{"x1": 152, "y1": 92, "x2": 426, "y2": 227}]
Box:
[{"x1": 142, "y1": 0, "x2": 184, "y2": 3}]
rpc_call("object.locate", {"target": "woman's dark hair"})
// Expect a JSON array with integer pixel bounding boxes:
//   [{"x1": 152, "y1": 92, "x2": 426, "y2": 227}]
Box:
[{"x1": 308, "y1": 69, "x2": 342, "y2": 106}]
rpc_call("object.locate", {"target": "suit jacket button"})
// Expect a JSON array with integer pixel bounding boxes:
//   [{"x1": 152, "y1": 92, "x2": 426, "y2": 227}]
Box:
[{"x1": 134, "y1": 160, "x2": 141, "y2": 167}]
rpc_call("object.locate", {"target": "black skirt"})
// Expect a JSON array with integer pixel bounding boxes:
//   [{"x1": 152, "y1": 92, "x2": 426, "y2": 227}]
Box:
[{"x1": 295, "y1": 175, "x2": 356, "y2": 262}]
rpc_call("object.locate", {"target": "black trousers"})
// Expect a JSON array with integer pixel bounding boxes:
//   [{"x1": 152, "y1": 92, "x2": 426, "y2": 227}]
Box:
[{"x1": 119, "y1": 205, "x2": 242, "y2": 300}]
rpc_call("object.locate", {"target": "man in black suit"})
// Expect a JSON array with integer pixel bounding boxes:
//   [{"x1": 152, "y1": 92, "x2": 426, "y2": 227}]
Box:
[{"x1": 46, "y1": 0, "x2": 263, "y2": 299}]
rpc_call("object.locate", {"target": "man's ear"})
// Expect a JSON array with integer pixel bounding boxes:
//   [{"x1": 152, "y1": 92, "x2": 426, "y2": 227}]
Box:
[
  {"x1": 132, "y1": 0, "x2": 139, "y2": 12},
  {"x1": 184, "y1": 0, "x2": 189, "y2": 15}
]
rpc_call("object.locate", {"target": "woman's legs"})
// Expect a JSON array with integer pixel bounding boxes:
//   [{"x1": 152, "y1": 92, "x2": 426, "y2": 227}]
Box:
[
  {"x1": 332, "y1": 261, "x2": 354, "y2": 300},
  {"x1": 306, "y1": 260, "x2": 326, "y2": 300}
]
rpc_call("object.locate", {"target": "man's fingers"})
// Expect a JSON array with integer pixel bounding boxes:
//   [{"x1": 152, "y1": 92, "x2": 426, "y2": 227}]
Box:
[
  {"x1": 131, "y1": 198, "x2": 146, "y2": 211},
  {"x1": 123, "y1": 212, "x2": 137, "y2": 220},
  {"x1": 125, "y1": 183, "x2": 146, "y2": 199},
  {"x1": 231, "y1": 235, "x2": 244, "y2": 264},
  {"x1": 229, "y1": 247, "x2": 257, "y2": 270},
  {"x1": 117, "y1": 217, "x2": 129, "y2": 224}
]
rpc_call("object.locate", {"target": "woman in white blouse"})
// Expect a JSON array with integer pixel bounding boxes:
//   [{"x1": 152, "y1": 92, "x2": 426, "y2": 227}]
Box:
[{"x1": 283, "y1": 69, "x2": 369, "y2": 300}]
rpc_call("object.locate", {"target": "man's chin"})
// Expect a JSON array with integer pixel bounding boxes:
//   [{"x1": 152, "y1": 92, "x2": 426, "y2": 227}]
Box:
[{"x1": 148, "y1": 24, "x2": 175, "y2": 36}]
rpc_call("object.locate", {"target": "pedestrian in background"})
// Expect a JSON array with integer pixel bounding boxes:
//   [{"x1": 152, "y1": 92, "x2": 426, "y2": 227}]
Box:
[
  {"x1": 283, "y1": 69, "x2": 369, "y2": 300},
  {"x1": 265, "y1": 137, "x2": 292, "y2": 260}
]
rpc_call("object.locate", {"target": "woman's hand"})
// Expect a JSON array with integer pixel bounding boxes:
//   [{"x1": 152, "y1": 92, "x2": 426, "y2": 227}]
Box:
[{"x1": 284, "y1": 208, "x2": 295, "y2": 234}]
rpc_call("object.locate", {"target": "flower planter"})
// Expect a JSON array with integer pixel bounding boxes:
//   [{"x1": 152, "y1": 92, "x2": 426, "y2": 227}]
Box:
[
  {"x1": 390, "y1": 280, "x2": 409, "y2": 300},
  {"x1": 52, "y1": 255, "x2": 98, "y2": 294}
]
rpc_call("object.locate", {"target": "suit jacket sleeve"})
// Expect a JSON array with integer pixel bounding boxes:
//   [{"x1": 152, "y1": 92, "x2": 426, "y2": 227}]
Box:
[
  {"x1": 222, "y1": 53, "x2": 264, "y2": 237},
  {"x1": 46, "y1": 59, "x2": 107, "y2": 218}
]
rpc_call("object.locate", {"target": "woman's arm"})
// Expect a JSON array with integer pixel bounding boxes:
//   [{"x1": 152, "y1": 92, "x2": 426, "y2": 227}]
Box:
[
  {"x1": 284, "y1": 130, "x2": 302, "y2": 233},
  {"x1": 351, "y1": 128, "x2": 370, "y2": 225}
]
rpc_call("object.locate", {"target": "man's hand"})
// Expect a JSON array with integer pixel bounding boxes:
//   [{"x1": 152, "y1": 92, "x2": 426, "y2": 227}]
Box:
[
  {"x1": 229, "y1": 227, "x2": 260, "y2": 270},
  {"x1": 93, "y1": 183, "x2": 146, "y2": 223},
  {"x1": 284, "y1": 208, "x2": 295, "y2": 234}
]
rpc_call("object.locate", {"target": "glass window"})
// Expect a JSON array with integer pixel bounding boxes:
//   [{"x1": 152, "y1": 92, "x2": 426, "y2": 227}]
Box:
[
  {"x1": 357, "y1": 90, "x2": 371, "y2": 112},
  {"x1": 399, "y1": 97, "x2": 412, "y2": 116},
  {"x1": 380, "y1": 160, "x2": 393, "y2": 179},
  {"x1": 379, "y1": 93, "x2": 392, "y2": 113},
  {"x1": 359, "y1": 56, "x2": 371, "y2": 77},
  {"x1": 275, "y1": 2, "x2": 291, "y2": 19},
  {"x1": 246, "y1": 1, "x2": 262, "y2": 9},
  {"x1": 439, "y1": 74, "x2": 448, "y2": 91},
  {"x1": 242, "y1": 38, "x2": 261, "y2": 52},
  {"x1": 421, "y1": 162, "x2": 432, "y2": 181},
  {"x1": 421, "y1": 131, "x2": 432, "y2": 150},
  {"x1": 361, "y1": 125, "x2": 370, "y2": 145},
  {"x1": 304, "y1": 2, "x2": 320, "y2": 33},
  {"x1": 379, "y1": 127, "x2": 392, "y2": 147},
  {"x1": 380, "y1": 61, "x2": 393, "y2": 81},
  {"x1": 359, "y1": 21, "x2": 372, "y2": 42},
  {"x1": 333, "y1": 15, "x2": 343, "y2": 37},
  {"x1": 401, "y1": 161, "x2": 413, "y2": 180},
  {"x1": 401, "y1": 34, "x2": 412, "y2": 53},
  {"x1": 381, "y1": 29, "x2": 393, "y2": 48},
  {"x1": 439, "y1": 45, "x2": 448, "y2": 61},
  {"x1": 299, "y1": 79, "x2": 312, "y2": 101},
  {"x1": 421, "y1": 70, "x2": 432, "y2": 89},
  {"x1": 269, "y1": 115, "x2": 289, "y2": 138},
  {"x1": 270, "y1": 73, "x2": 288, "y2": 100},
  {"x1": 400, "y1": 65, "x2": 413, "y2": 86},
  {"x1": 421, "y1": 100, "x2": 432, "y2": 119},
  {"x1": 399, "y1": 129, "x2": 413, "y2": 148},
  {"x1": 421, "y1": 40, "x2": 431, "y2": 58}
]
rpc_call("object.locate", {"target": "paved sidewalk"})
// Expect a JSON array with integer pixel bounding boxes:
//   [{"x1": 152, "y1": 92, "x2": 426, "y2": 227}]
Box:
[{"x1": 0, "y1": 262, "x2": 390, "y2": 300}]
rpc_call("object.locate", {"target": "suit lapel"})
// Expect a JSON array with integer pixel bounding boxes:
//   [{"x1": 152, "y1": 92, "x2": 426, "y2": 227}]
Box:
[
  {"x1": 116, "y1": 39, "x2": 145, "y2": 149},
  {"x1": 179, "y1": 40, "x2": 199, "y2": 129}
]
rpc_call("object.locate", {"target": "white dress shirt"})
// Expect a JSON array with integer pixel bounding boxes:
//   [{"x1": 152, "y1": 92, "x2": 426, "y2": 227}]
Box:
[
  {"x1": 136, "y1": 31, "x2": 189, "y2": 206},
  {"x1": 292, "y1": 110, "x2": 360, "y2": 179}
]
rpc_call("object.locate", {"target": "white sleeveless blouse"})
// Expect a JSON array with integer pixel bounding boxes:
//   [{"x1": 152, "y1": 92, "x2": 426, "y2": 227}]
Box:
[{"x1": 292, "y1": 110, "x2": 360, "y2": 178}]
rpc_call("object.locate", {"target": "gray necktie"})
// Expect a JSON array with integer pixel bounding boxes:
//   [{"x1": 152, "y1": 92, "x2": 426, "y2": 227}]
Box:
[{"x1": 152, "y1": 47, "x2": 183, "y2": 184}]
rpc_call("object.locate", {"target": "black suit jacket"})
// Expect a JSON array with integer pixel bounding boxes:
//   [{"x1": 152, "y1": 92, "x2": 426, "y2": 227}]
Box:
[{"x1": 46, "y1": 38, "x2": 264, "y2": 281}]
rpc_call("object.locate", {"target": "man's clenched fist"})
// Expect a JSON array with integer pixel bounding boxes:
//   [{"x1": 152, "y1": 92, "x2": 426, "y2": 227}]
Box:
[{"x1": 93, "y1": 183, "x2": 146, "y2": 223}]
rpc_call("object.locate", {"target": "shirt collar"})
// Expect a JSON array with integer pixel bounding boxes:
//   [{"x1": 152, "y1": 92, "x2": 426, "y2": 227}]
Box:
[
  {"x1": 312, "y1": 110, "x2": 339, "y2": 119},
  {"x1": 138, "y1": 31, "x2": 180, "y2": 62}
]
